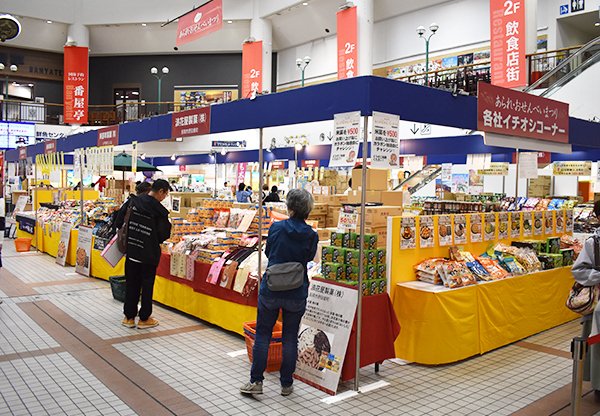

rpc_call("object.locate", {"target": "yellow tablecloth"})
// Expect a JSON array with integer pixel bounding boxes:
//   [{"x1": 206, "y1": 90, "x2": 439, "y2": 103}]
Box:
[
  {"x1": 17, "y1": 224, "x2": 77, "y2": 266},
  {"x1": 394, "y1": 267, "x2": 578, "y2": 365},
  {"x1": 90, "y1": 237, "x2": 125, "y2": 281}
]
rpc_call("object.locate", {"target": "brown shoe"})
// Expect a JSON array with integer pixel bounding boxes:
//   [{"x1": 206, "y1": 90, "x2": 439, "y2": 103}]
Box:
[
  {"x1": 121, "y1": 317, "x2": 136, "y2": 328},
  {"x1": 138, "y1": 317, "x2": 159, "y2": 328}
]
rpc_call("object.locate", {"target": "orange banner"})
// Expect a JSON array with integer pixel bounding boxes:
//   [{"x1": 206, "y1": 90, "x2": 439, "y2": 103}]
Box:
[
  {"x1": 490, "y1": 0, "x2": 526, "y2": 88},
  {"x1": 63, "y1": 46, "x2": 89, "y2": 124},
  {"x1": 176, "y1": 0, "x2": 223, "y2": 47},
  {"x1": 337, "y1": 6, "x2": 357, "y2": 80},
  {"x1": 242, "y1": 41, "x2": 263, "y2": 99}
]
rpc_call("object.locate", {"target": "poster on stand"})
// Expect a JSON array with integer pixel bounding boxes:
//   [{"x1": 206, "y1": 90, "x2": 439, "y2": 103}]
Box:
[
  {"x1": 441, "y1": 164, "x2": 452, "y2": 182},
  {"x1": 400, "y1": 216, "x2": 416, "y2": 250},
  {"x1": 544, "y1": 211, "x2": 554, "y2": 235},
  {"x1": 454, "y1": 214, "x2": 467, "y2": 244},
  {"x1": 294, "y1": 278, "x2": 358, "y2": 396},
  {"x1": 56, "y1": 222, "x2": 73, "y2": 266},
  {"x1": 534, "y1": 211, "x2": 544, "y2": 236},
  {"x1": 498, "y1": 213, "x2": 509, "y2": 240},
  {"x1": 522, "y1": 212, "x2": 533, "y2": 237},
  {"x1": 566, "y1": 209, "x2": 574, "y2": 232},
  {"x1": 469, "y1": 214, "x2": 482, "y2": 243},
  {"x1": 510, "y1": 212, "x2": 521, "y2": 239},
  {"x1": 419, "y1": 216, "x2": 434, "y2": 248},
  {"x1": 484, "y1": 213, "x2": 496, "y2": 241},
  {"x1": 330, "y1": 111, "x2": 361, "y2": 167},
  {"x1": 371, "y1": 111, "x2": 400, "y2": 169},
  {"x1": 438, "y1": 215, "x2": 453, "y2": 246},
  {"x1": 555, "y1": 210, "x2": 565, "y2": 234},
  {"x1": 75, "y1": 225, "x2": 93, "y2": 276},
  {"x1": 10, "y1": 195, "x2": 29, "y2": 224}
]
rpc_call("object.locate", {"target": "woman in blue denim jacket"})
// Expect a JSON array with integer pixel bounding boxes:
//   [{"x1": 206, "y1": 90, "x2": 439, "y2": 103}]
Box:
[{"x1": 241, "y1": 188, "x2": 318, "y2": 396}]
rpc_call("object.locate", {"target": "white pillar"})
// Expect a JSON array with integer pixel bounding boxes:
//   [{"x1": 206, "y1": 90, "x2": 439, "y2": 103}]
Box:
[
  {"x1": 65, "y1": 0, "x2": 89, "y2": 48},
  {"x1": 524, "y1": 0, "x2": 537, "y2": 55},
  {"x1": 251, "y1": 0, "x2": 273, "y2": 93},
  {"x1": 354, "y1": 0, "x2": 373, "y2": 76}
]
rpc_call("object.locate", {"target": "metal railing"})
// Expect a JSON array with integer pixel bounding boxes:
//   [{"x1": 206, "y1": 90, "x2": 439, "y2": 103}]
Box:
[{"x1": 395, "y1": 62, "x2": 491, "y2": 95}]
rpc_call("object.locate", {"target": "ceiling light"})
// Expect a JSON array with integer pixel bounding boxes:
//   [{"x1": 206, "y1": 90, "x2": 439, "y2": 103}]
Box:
[
  {"x1": 141, "y1": 23, "x2": 147, "y2": 27},
  {"x1": 132, "y1": 91, "x2": 139, "y2": 95},
  {"x1": 295, "y1": 143, "x2": 303, "y2": 151},
  {"x1": 221, "y1": 148, "x2": 227, "y2": 155},
  {"x1": 46, "y1": 20, "x2": 52, "y2": 24},
  {"x1": 227, "y1": 20, "x2": 233, "y2": 24},
  {"x1": 596, "y1": 22, "x2": 600, "y2": 26},
  {"x1": 171, "y1": 153, "x2": 177, "y2": 160},
  {"x1": 303, "y1": 2, "x2": 308, "y2": 5}
]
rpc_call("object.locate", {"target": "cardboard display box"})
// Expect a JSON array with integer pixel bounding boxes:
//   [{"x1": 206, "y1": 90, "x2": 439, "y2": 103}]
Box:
[
  {"x1": 347, "y1": 190, "x2": 382, "y2": 204},
  {"x1": 381, "y1": 191, "x2": 409, "y2": 206},
  {"x1": 352, "y1": 167, "x2": 388, "y2": 191},
  {"x1": 333, "y1": 194, "x2": 347, "y2": 206},
  {"x1": 357, "y1": 205, "x2": 403, "y2": 227},
  {"x1": 311, "y1": 203, "x2": 328, "y2": 216}
]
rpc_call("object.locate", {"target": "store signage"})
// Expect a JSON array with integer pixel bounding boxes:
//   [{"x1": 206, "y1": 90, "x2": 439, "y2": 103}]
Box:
[
  {"x1": 572, "y1": 0, "x2": 584, "y2": 12},
  {"x1": 179, "y1": 165, "x2": 186, "y2": 172},
  {"x1": 330, "y1": 111, "x2": 360, "y2": 167},
  {"x1": 337, "y1": 211, "x2": 358, "y2": 230},
  {"x1": 301, "y1": 160, "x2": 320, "y2": 168},
  {"x1": 241, "y1": 41, "x2": 262, "y2": 99},
  {"x1": 63, "y1": 46, "x2": 89, "y2": 124},
  {"x1": 237, "y1": 162, "x2": 247, "y2": 185},
  {"x1": 553, "y1": 161, "x2": 592, "y2": 176},
  {"x1": 559, "y1": 4, "x2": 569, "y2": 15},
  {"x1": 19, "y1": 147, "x2": 26, "y2": 160},
  {"x1": 477, "y1": 162, "x2": 508, "y2": 175},
  {"x1": 75, "y1": 225, "x2": 93, "y2": 277},
  {"x1": 517, "y1": 152, "x2": 538, "y2": 178},
  {"x1": 489, "y1": 0, "x2": 526, "y2": 88},
  {"x1": 371, "y1": 111, "x2": 400, "y2": 169},
  {"x1": 271, "y1": 161, "x2": 286, "y2": 169},
  {"x1": 211, "y1": 140, "x2": 246, "y2": 148},
  {"x1": 56, "y1": 221, "x2": 73, "y2": 267},
  {"x1": 172, "y1": 107, "x2": 211, "y2": 138},
  {"x1": 478, "y1": 82, "x2": 569, "y2": 143},
  {"x1": 337, "y1": 6, "x2": 357, "y2": 80},
  {"x1": 176, "y1": 0, "x2": 223, "y2": 47},
  {"x1": 18, "y1": 216, "x2": 35, "y2": 235},
  {"x1": 294, "y1": 278, "x2": 357, "y2": 396},
  {"x1": 512, "y1": 151, "x2": 552, "y2": 164},
  {"x1": 44, "y1": 140, "x2": 56, "y2": 155},
  {"x1": 441, "y1": 163, "x2": 452, "y2": 181},
  {"x1": 97, "y1": 126, "x2": 119, "y2": 147}
]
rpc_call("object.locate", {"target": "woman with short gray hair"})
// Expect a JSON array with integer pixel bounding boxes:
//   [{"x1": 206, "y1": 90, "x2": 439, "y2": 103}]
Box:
[{"x1": 240, "y1": 187, "x2": 318, "y2": 397}]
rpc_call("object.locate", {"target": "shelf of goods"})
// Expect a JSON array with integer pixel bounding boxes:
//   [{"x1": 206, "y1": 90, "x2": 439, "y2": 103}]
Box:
[{"x1": 389, "y1": 208, "x2": 580, "y2": 365}]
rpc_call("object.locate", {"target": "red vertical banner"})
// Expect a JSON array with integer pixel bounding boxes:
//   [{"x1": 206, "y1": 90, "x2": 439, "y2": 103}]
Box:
[
  {"x1": 176, "y1": 0, "x2": 223, "y2": 46},
  {"x1": 490, "y1": 0, "x2": 526, "y2": 88},
  {"x1": 237, "y1": 162, "x2": 247, "y2": 186},
  {"x1": 64, "y1": 46, "x2": 89, "y2": 124},
  {"x1": 337, "y1": 6, "x2": 357, "y2": 80},
  {"x1": 242, "y1": 41, "x2": 263, "y2": 99},
  {"x1": 19, "y1": 147, "x2": 26, "y2": 160}
]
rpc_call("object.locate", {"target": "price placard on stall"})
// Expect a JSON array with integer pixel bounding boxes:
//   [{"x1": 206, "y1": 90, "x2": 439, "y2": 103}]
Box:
[
  {"x1": 523, "y1": 211, "x2": 533, "y2": 237},
  {"x1": 337, "y1": 212, "x2": 359, "y2": 231},
  {"x1": 484, "y1": 213, "x2": 496, "y2": 241},
  {"x1": 454, "y1": 214, "x2": 467, "y2": 244},
  {"x1": 330, "y1": 111, "x2": 361, "y2": 167},
  {"x1": 534, "y1": 211, "x2": 544, "y2": 236},
  {"x1": 400, "y1": 216, "x2": 416, "y2": 250},
  {"x1": 553, "y1": 161, "x2": 592, "y2": 176},
  {"x1": 498, "y1": 212, "x2": 509, "y2": 240},
  {"x1": 469, "y1": 214, "x2": 482, "y2": 243},
  {"x1": 477, "y1": 162, "x2": 509, "y2": 176},
  {"x1": 438, "y1": 215, "x2": 453, "y2": 246},
  {"x1": 509, "y1": 212, "x2": 521, "y2": 239},
  {"x1": 371, "y1": 111, "x2": 400, "y2": 169},
  {"x1": 419, "y1": 216, "x2": 434, "y2": 248}
]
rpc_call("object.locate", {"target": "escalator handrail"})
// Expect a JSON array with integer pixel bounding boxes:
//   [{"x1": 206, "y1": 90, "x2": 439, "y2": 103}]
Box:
[
  {"x1": 524, "y1": 34, "x2": 600, "y2": 92},
  {"x1": 393, "y1": 165, "x2": 438, "y2": 191},
  {"x1": 539, "y1": 49, "x2": 600, "y2": 97}
]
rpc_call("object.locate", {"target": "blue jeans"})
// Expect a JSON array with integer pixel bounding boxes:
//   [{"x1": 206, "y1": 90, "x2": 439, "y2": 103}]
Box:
[{"x1": 250, "y1": 295, "x2": 307, "y2": 387}]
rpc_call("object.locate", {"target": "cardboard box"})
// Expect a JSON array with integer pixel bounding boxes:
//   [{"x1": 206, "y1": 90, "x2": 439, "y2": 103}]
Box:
[
  {"x1": 316, "y1": 228, "x2": 331, "y2": 241},
  {"x1": 357, "y1": 206, "x2": 403, "y2": 227},
  {"x1": 311, "y1": 203, "x2": 328, "y2": 216},
  {"x1": 323, "y1": 262, "x2": 346, "y2": 280},
  {"x1": 381, "y1": 191, "x2": 409, "y2": 206},
  {"x1": 365, "y1": 226, "x2": 387, "y2": 248},
  {"x1": 333, "y1": 194, "x2": 348, "y2": 206},
  {"x1": 347, "y1": 190, "x2": 383, "y2": 204},
  {"x1": 352, "y1": 167, "x2": 388, "y2": 191},
  {"x1": 314, "y1": 195, "x2": 334, "y2": 204}
]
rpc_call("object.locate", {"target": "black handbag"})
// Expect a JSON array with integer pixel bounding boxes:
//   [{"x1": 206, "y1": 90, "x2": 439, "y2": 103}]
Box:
[{"x1": 265, "y1": 262, "x2": 305, "y2": 291}]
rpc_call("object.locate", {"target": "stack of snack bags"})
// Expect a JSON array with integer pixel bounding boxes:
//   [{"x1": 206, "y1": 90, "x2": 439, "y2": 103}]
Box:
[{"x1": 560, "y1": 234, "x2": 583, "y2": 260}]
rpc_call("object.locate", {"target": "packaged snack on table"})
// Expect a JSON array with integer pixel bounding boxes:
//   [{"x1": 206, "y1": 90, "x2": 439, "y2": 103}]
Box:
[
  {"x1": 493, "y1": 242, "x2": 518, "y2": 256},
  {"x1": 547, "y1": 237, "x2": 561, "y2": 254},
  {"x1": 214, "y1": 209, "x2": 231, "y2": 228},
  {"x1": 514, "y1": 248, "x2": 542, "y2": 273},
  {"x1": 466, "y1": 260, "x2": 491, "y2": 280},
  {"x1": 476, "y1": 257, "x2": 508, "y2": 279},
  {"x1": 522, "y1": 198, "x2": 540, "y2": 211},
  {"x1": 321, "y1": 246, "x2": 334, "y2": 262},
  {"x1": 534, "y1": 199, "x2": 551, "y2": 211},
  {"x1": 560, "y1": 248, "x2": 574, "y2": 266},
  {"x1": 502, "y1": 256, "x2": 526, "y2": 275}
]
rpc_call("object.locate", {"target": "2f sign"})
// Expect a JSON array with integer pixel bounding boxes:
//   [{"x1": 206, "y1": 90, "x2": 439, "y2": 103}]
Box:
[
  {"x1": 345, "y1": 42, "x2": 355, "y2": 54},
  {"x1": 504, "y1": 0, "x2": 521, "y2": 15}
]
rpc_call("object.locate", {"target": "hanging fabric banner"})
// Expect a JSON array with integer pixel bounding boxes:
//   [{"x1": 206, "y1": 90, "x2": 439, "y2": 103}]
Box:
[
  {"x1": 241, "y1": 41, "x2": 263, "y2": 99},
  {"x1": 132, "y1": 142, "x2": 138, "y2": 173},
  {"x1": 489, "y1": 0, "x2": 526, "y2": 88},
  {"x1": 336, "y1": 6, "x2": 357, "y2": 79},
  {"x1": 63, "y1": 46, "x2": 89, "y2": 124},
  {"x1": 176, "y1": 0, "x2": 223, "y2": 47},
  {"x1": 371, "y1": 111, "x2": 400, "y2": 169}
]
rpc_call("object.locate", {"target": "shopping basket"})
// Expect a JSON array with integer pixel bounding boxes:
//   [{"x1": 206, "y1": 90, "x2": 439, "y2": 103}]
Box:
[
  {"x1": 243, "y1": 321, "x2": 283, "y2": 372},
  {"x1": 14, "y1": 238, "x2": 32, "y2": 252},
  {"x1": 109, "y1": 275, "x2": 127, "y2": 302}
]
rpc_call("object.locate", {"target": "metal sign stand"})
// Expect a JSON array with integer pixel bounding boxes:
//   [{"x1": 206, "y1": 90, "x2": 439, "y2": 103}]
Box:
[
  {"x1": 515, "y1": 149, "x2": 519, "y2": 198},
  {"x1": 258, "y1": 128, "x2": 264, "y2": 282}
]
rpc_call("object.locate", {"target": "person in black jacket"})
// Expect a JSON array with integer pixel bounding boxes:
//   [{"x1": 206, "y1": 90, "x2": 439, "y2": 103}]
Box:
[
  {"x1": 264, "y1": 186, "x2": 281, "y2": 203},
  {"x1": 120, "y1": 179, "x2": 171, "y2": 329},
  {"x1": 111, "y1": 182, "x2": 152, "y2": 234}
]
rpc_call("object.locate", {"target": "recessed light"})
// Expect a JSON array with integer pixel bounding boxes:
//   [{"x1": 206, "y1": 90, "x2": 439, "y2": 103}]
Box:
[
  {"x1": 596, "y1": 22, "x2": 600, "y2": 26},
  {"x1": 141, "y1": 23, "x2": 147, "y2": 27},
  {"x1": 303, "y1": 2, "x2": 308, "y2": 5},
  {"x1": 46, "y1": 20, "x2": 52, "y2": 24},
  {"x1": 227, "y1": 20, "x2": 233, "y2": 24}
]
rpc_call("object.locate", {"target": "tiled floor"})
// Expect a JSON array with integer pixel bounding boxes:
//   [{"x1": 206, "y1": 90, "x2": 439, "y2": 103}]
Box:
[{"x1": 1, "y1": 242, "x2": 600, "y2": 415}]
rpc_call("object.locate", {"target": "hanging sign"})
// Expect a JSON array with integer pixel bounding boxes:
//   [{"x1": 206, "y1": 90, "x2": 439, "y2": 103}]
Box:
[
  {"x1": 212, "y1": 140, "x2": 246, "y2": 148},
  {"x1": 489, "y1": 0, "x2": 526, "y2": 88},
  {"x1": 294, "y1": 278, "x2": 357, "y2": 396},
  {"x1": 63, "y1": 46, "x2": 89, "y2": 124},
  {"x1": 523, "y1": 211, "x2": 533, "y2": 237},
  {"x1": 556, "y1": 210, "x2": 565, "y2": 234},
  {"x1": 241, "y1": 40, "x2": 262, "y2": 99},
  {"x1": 176, "y1": 0, "x2": 223, "y2": 47},
  {"x1": 478, "y1": 82, "x2": 569, "y2": 143},
  {"x1": 419, "y1": 216, "x2": 434, "y2": 248},
  {"x1": 337, "y1": 6, "x2": 357, "y2": 80},
  {"x1": 518, "y1": 152, "x2": 539, "y2": 179},
  {"x1": 469, "y1": 214, "x2": 482, "y2": 243},
  {"x1": 438, "y1": 215, "x2": 453, "y2": 246},
  {"x1": 478, "y1": 162, "x2": 509, "y2": 176},
  {"x1": 75, "y1": 225, "x2": 93, "y2": 277},
  {"x1": 441, "y1": 163, "x2": 452, "y2": 181},
  {"x1": 533, "y1": 211, "x2": 544, "y2": 236},
  {"x1": 454, "y1": 214, "x2": 467, "y2": 244},
  {"x1": 566, "y1": 209, "x2": 574, "y2": 232},
  {"x1": 56, "y1": 221, "x2": 73, "y2": 267},
  {"x1": 44, "y1": 140, "x2": 57, "y2": 155},
  {"x1": 178, "y1": 165, "x2": 186, "y2": 172},
  {"x1": 19, "y1": 147, "x2": 27, "y2": 160},
  {"x1": 371, "y1": 111, "x2": 400, "y2": 169},
  {"x1": 544, "y1": 211, "x2": 553, "y2": 235},
  {"x1": 400, "y1": 216, "x2": 416, "y2": 249},
  {"x1": 553, "y1": 161, "x2": 592, "y2": 176},
  {"x1": 484, "y1": 213, "x2": 496, "y2": 241},
  {"x1": 330, "y1": 111, "x2": 361, "y2": 167},
  {"x1": 271, "y1": 161, "x2": 286, "y2": 169},
  {"x1": 498, "y1": 212, "x2": 509, "y2": 240},
  {"x1": 172, "y1": 107, "x2": 211, "y2": 138},
  {"x1": 237, "y1": 162, "x2": 247, "y2": 185},
  {"x1": 98, "y1": 126, "x2": 119, "y2": 147},
  {"x1": 301, "y1": 160, "x2": 320, "y2": 168},
  {"x1": 510, "y1": 212, "x2": 521, "y2": 238}
]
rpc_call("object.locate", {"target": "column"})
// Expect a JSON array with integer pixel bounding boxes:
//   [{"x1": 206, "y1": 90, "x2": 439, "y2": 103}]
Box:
[
  {"x1": 524, "y1": 0, "x2": 538, "y2": 55},
  {"x1": 251, "y1": 0, "x2": 273, "y2": 93},
  {"x1": 354, "y1": 0, "x2": 373, "y2": 76}
]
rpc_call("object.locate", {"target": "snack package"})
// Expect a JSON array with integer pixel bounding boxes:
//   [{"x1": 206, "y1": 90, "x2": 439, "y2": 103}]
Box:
[
  {"x1": 503, "y1": 256, "x2": 526, "y2": 276},
  {"x1": 514, "y1": 248, "x2": 542, "y2": 273},
  {"x1": 534, "y1": 199, "x2": 551, "y2": 211},
  {"x1": 476, "y1": 257, "x2": 508, "y2": 279},
  {"x1": 214, "y1": 209, "x2": 231, "y2": 228},
  {"x1": 522, "y1": 198, "x2": 540, "y2": 211},
  {"x1": 515, "y1": 197, "x2": 528, "y2": 211}
]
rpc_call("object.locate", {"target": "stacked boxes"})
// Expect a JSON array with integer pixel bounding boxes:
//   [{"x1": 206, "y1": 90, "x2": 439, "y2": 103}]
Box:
[
  {"x1": 319, "y1": 230, "x2": 387, "y2": 295},
  {"x1": 247, "y1": 205, "x2": 272, "y2": 234},
  {"x1": 528, "y1": 176, "x2": 552, "y2": 198}
]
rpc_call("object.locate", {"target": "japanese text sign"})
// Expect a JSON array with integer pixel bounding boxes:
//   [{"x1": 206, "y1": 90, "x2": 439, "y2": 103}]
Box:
[
  {"x1": 44, "y1": 140, "x2": 57, "y2": 155},
  {"x1": 237, "y1": 162, "x2": 247, "y2": 185},
  {"x1": 478, "y1": 82, "x2": 569, "y2": 143},
  {"x1": 478, "y1": 162, "x2": 509, "y2": 175},
  {"x1": 371, "y1": 111, "x2": 400, "y2": 169},
  {"x1": 337, "y1": 6, "x2": 357, "y2": 80},
  {"x1": 271, "y1": 161, "x2": 285, "y2": 169},
  {"x1": 172, "y1": 107, "x2": 211, "y2": 138},
  {"x1": 242, "y1": 41, "x2": 262, "y2": 99},
  {"x1": 176, "y1": 0, "x2": 223, "y2": 47},
  {"x1": 301, "y1": 160, "x2": 320, "y2": 168},
  {"x1": 330, "y1": 111, "x2": 361, "y2": 167},
  {"x1": 19, "y1": 147, "x2": 26, "y2": 160},
  {"x1": 490, "y1": 0, "x2": 526, "y2": 88},
  {"x1": 553, "y1": 161, "x2": 592, "y2": 176},
  {"x1": 63, "y1": 46, "x2": 89, "y2": 124},
  {"x1": 97, "y1": 126, "x2": 119, "y2": 147}
]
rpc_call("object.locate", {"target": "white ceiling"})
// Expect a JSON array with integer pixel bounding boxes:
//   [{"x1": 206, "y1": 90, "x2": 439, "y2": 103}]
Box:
[{"x1": 1, "y1": 0, "x2": 452, "y2": 55}]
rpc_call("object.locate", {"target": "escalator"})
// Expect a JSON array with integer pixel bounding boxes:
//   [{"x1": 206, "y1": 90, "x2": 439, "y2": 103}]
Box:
[{"x1": 394, "y1": 165, "x2": 441, "y2": 195}]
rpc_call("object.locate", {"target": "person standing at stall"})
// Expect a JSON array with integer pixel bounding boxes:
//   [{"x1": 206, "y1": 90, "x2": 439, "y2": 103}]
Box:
[
  {"x1": 120, "y1": 179, "x2": 171, "y2": 329},
  {"x1": 240, "y1": 188, "x2": 318, "y2": 396},
  {"x1": 236, "y1": 183, "x2": 252, "y2": 203}
]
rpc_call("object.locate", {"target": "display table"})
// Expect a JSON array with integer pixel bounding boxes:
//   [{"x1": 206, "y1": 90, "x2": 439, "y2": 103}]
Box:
[
  {"x1": 394, "y1": 267, "x2": 578, "y2": 365},
  {"x1": 341, "y1": 293, "x2": 401, "y2": 382}
]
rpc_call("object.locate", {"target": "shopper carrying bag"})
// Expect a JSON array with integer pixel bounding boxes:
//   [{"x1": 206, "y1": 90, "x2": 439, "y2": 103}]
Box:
[{"x1": 571, "y1": 200, "x2": 600, "y2": 398}]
